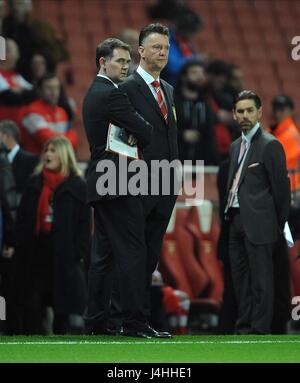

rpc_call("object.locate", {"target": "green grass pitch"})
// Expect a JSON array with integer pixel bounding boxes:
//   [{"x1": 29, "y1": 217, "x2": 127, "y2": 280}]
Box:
[{"x1": 0, "y1": 335, "x2": 300, "y2": 363}]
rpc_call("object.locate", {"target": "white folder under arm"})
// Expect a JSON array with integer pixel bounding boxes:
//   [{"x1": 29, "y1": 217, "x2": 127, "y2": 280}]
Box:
[
  {"x1": 284, "y1": 221, "x2": 294, "y2": 247},
  {"x1": 106, "y1": 123, "x2": 139, "y2": 159}
]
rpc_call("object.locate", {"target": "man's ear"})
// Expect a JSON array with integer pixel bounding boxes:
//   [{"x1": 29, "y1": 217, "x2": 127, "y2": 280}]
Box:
[
  {"x1": 258, "y1": 106, "x2": 263, "y2": 119},
  {"x1": 232, "y1": 108, "x2": 237, "y2": 121},
  {"x1": 99, "y1": 57, "x2": 106, "y2": 69},
  {"x1": 138, "y1": 46, "x2": 145, "y2": 60}
]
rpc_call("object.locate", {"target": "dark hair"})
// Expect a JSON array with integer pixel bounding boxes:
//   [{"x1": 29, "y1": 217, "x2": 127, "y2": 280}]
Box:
[
  {"x1": 96, "y1": 38, "x2": 130, "y2": 70},
  {"x1": 206, "y1": 59, "x2": 230, "y2": 77},
  {"x1": 179, "y1": 59, "x2": 205, "y2": 78},
  {"x1": 228, "y1": 63, "x2": 240, "y2": 71},
  {"x1": 0, "y1": 120, "x2": 20, "y2": 143},
  {"x1": 174, "y1": 8, "x2": 203, "y2": 34},
  {"x1": 272, "y1": 95, "x2": 294, "y2": 111},
  {"x1": 234, "y1": 90, "x2": 262, "y2": 109},
  {"x1": 175, "y1": 59, "x2": 205, "y2": 93},
  {"x1": 148, "y1": 0, "x2": 182, "y2": 20},
  {"x1": 36, "y1": 73, "x2": 58, "y2": 89},
  {"x1": 139, "y1": 23, "x2": 169, "y2": 46}
]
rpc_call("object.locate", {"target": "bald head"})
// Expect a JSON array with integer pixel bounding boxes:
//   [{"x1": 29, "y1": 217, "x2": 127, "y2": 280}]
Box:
[{"x1": 118, "y1": 29, "x2": 139, "y2": 63}]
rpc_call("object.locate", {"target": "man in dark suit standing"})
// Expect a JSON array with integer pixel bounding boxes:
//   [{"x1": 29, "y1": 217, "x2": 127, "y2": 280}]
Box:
[
  {"x1": 119, "y1": 24, "x2": 178, "y2": 333},
  {"x1": 83, "y1": 38, "x2": 175, "y2": 338},
  {"x1": 0, "y1": 120, "x2": 39, "y2": 200},
  {"x1": 224, "y1": 90, "x2": 290, "y2": 334}
]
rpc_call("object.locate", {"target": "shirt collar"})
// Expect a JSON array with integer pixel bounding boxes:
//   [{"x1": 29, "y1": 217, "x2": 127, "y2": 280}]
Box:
[
  {"x1": 97, "y1": 74, "x2": 118, "y2": 88},
  {"x1": 242, "y1": 122, "x2": 260, "y2": 144},
  {"x1": 136, "y1": 66, "x2": 160, "y2": 86},
  {"x1": 7, "y1": 144, "x2": 20, "y2": 163}
]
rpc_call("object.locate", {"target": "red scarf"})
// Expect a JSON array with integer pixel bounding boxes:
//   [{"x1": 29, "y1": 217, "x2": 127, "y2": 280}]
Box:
[{"x1": 35, "y1": 168, "x2": 65, "y2": 234}]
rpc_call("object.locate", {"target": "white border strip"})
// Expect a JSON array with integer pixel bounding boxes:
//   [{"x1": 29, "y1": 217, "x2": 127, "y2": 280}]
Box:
[{"x1": 0, "y1": 340, "x2": 300, "y2": 346}]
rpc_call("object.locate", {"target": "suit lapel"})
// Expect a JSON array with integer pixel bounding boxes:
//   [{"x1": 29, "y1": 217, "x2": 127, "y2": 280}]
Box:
[
  {"x1": 226, "y1": 139, "x2": 241, "y2": 193},
  {"x1": 133, "y1": 72, "x2": 167, "y2": 125},
  {"x1": 238, "y1": 127, "x2": 262, "y2": 187}
]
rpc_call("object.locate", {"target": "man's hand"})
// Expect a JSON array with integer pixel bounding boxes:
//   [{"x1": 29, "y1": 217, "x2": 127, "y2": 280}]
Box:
[
  {"x1": 12, "y1": 88, "x2": 22, "y2": 94},
  {"x1": 2, "y1": 246, "x2": 15, "y2": 259},
  {"x1": 183, "y1": 129, "x2": 200, "y2": 143},
  {"x1": 128, "y1": 134, "x2": 138, "y2": 146}
]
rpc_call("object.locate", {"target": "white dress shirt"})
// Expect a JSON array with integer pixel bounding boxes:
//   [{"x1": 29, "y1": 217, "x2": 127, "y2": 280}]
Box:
[
  {"x1": 7, "y1": 144, "x2": 20, "y2": 163},
  {"x1": 136, "y1": 66, "x2": 168, "y2": 107},
  {"x1": 97, "y1": 74, "x2": 118, "y2": 88}
]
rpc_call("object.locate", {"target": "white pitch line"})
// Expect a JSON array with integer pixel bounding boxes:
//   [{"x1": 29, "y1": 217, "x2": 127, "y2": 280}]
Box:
[{"x1": 0, "y1": 340, "x2": 300, "y2": 346}]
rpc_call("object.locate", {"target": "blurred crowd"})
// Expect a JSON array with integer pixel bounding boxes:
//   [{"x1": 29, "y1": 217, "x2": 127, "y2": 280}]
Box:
[{"x1": 0, "y1": 0, "x2": 299, "y2": 335}]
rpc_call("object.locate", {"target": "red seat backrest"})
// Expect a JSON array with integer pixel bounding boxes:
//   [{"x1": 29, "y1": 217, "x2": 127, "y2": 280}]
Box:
[
  {"x1": 185, "y1": 203, "x2": 224, "y2": 303},
  {"x1": 175, "y1": 224, "x2": 211, "y2": 298},
  {"x1": 160, "y1": 238, "x2": 193, "y2": 297},
  {"x1": 160, "y1": 205, "x2": 210, "y2": 299}
]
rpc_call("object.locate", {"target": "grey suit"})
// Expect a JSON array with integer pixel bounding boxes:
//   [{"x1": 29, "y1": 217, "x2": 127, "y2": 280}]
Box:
[{"x1": 225, "y1": 127, "x2": 290, "y2": 334}]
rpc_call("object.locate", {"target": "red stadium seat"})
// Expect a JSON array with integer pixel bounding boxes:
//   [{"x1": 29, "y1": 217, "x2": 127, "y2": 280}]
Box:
[
  {"x1": 61, "y1": 0, "x2": 82, "y2": 17},
  {"x1": 282, "y1": 79, "x2": 300, "y2": 96},
  {"x1": 186, "y1": 203, "x2": 223, "y2": 303},
  {"x1": 277, "y1": 64, "x2": 300, "y2": 81},
  {"x1": 210, "y1": 0, "x2": 233, "y2": 12},
  {"x1": 160, "y1": 201, "x2": 224, "y2": 333},
  {"x1": 214, "y1": 12, "x2": 235, "y2": 29},
  {"x1": 264, "y1": 31, "x2": 284, "y2": 45},
  {"x1": 160, "y1": 239, "x2": 194, "y2": 297},
  {"x1": 253, "y1": 0, "x2": 271, "y2": 11},
  {"x1": 175, "y1": 224, "x2": 211, "y2": 297},
  {"x1": 31, "y1": 0, "x2": 300, "y2": 166},
  {"x1": 85, "y1": 22, "x2": 107, "y2": 37},
  {"x1": 160, "y1": 204, "x2": 212, "y2": 298},
  {"x1": 81, "y1": 2, "x2": 101, "y2": 15},
  {"x1": 160, "y1": 206, "x2": 195, "y2": 297},
  {"x1": 62, "y1": 16, "x2": 84, "y2": 36}
]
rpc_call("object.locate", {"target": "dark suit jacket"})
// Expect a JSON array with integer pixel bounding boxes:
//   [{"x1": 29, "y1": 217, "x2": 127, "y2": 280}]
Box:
[
  {"x1": 12, "y1": 148, "x2": 39, "y2": 195},
  {"x1": 119, "y1": 72, "x2": 178, "y2": 163},
  {"x1": 82, "y1": 76, "x2": 153, "y2": 203},
  {"x1": 225, "y1": 127, "x2": 290, "y2": 245}
]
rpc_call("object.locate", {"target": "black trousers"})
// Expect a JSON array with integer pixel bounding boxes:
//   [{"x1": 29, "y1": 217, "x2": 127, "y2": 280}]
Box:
[
  {"x1": 271, "y1": 236, "x2": 291, "y2": 334},
  {"x1": 217, "y1": 223, "x2": 237, "y2": 334},
  {"x1": 85, "y1": 196, "x2": 148, "y2": 330},
  {"x1": 19, "y1": 233, "x2": 73, "y2": 335},
  {"x1": 110, "y1": 195, "x2": 177, "y2": 327},
  {"x1": 218, "y1": 224, "x2": 291, "y2": 335},
  {"x1": 228, "y1": 209, "x2": 274, "y2": 334},
  {"x1": 142, "y1": 194, "x2": 177, "y2": 320},
  {"x1": 217, "y1": 258, "x2": 237, "y2": 334}
]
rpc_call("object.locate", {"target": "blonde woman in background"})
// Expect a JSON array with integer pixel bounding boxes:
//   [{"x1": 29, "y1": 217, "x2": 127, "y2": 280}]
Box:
[{"x1": 13, "y1": 136, "x2": 91, "y2": 335}]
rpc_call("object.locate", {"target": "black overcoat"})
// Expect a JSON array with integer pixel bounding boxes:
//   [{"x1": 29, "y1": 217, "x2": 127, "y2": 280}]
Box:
[{"x1": 15, "y1": 173, "x2": 91, "y2": 315}]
